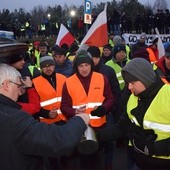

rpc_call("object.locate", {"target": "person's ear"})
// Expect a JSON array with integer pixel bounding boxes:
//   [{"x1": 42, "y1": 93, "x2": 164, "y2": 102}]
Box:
[{"x1": 2, "y1": 80, "x2": 10, "y2": 91}]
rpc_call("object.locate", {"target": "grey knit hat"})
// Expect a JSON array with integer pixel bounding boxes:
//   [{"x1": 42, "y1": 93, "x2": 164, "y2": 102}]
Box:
[
  {"x1": 40, "y1": 56, "x2": 55, "y2": 68},
  {"x1": 113, "y1": 35, "x2": 122, "y2": 46},
  {"x1": 140, "y1": 32, "x2": 147, "y2": 40},
  {"x1": 121, "y1": 58, "x2": 157, "y2": 88}
]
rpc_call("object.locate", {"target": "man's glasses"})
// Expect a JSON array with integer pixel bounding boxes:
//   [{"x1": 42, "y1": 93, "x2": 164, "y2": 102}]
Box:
[
  {"x1": 42, "y1": 64, "x2": 54, "y2": 69},
  {"x1": 9, "y1": 81, "x2": 27, "y2": 89}
]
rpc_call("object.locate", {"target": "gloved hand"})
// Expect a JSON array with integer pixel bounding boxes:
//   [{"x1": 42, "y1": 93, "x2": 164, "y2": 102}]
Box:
[
  {"x1": 91, "y1": 106, "x2": 107, "y2": 117},
  {"x1": 154, "y1": 137, "x2": 170, "y2": 156},
  {"x1": 131, "y1": 129, "x2": 157, "y2": 156},
  {"x1": 132, "y1": 128, "x2": 157, "y2": 141}
]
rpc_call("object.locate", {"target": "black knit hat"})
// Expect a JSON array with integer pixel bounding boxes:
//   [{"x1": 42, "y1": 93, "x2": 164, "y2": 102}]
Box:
[
  {"x1": 73, "y1": 49, "x2": 93, "y2": 71},
  {"x1": 54, "y1": 48, "x2": 66, "y2": 56},
  {"x1": 122, "y1": 58, "x2": 156, "y2": 89},
  {"x1": 132, "y1": 47, "x2": 149, "y2": 62},
  {"x1": 113, "y1": 44, "x2": 126, "y2": 56},
  {"x1": 51, "y1": 45, "x2": 59, "y2": 52},
  {"x1": 87, "y1": 46, "x2": 101, "y2": 58},
  {"x1": 103, "y1": 44, "x2": 112, "y2": 51}
]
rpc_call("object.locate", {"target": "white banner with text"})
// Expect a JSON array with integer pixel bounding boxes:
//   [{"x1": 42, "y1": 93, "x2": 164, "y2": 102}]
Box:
[{"x1": 122, "y1": 33, "x2": 170, "y2": 45}]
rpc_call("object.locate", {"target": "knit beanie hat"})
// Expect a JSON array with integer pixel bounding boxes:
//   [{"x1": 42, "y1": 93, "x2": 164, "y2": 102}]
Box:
[
  {"x1": 113, "y1": 44, "x2": 126, "y2": 56},
  {"x1": 40, "y1": 56, "x2": 55, "y2": 68},
  {"x1": 113, "y1": 35, "x2": 122, "y2": 46},
  {"x1": 77, "y1": 44, "x2": 89, "y2": 53},
  {"x1": 73, "y1": 49, "x2": 93, "y2": 71},
  {"x1": 103, "y1": 44, "x2": 112, "y2": 51},
  {"x1": 87, "y1": 46, "x2": 101, "y2": 58},
  {"x1": 140, "y1": 32, "x2": 147, "y2": 40},
  {"x1": 54, "y1": 48, "x2": 66, "y2": 56},
  {"x1": 51, "y1": 45, "x2": 59, "y2": 52},
  {"x1": 33, "y1": 41, "x2": 40, "y2": 46},
  {"x1": 61, "y1": 43, "x2": 69, "y2": 51},
  {"x1": 121, "y1": 58, "x2": 157, "y2": 89},
  {"x1": 132, "y1": 47, "x2": 150, "y2": 62}
]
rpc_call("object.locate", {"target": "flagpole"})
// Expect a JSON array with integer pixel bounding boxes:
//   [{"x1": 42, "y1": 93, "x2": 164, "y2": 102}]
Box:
[{"x1": 85, "y1": 24, "x2": 88, "y2": 34}]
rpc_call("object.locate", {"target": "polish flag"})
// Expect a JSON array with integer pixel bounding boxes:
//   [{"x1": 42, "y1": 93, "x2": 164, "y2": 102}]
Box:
[
  {"x1": 56, "y1": 23, "x2": 75, "y2": 47},
  {"x1": 80, "y1": 4, "x2": 108, "y2": 47},
  {"x1": 155, "y1": 28, "x2": 165, "y2": 58}
]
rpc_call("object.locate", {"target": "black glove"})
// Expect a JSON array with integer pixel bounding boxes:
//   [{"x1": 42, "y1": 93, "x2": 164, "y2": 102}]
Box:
[
  {"x1": 132, "y1": 128, "x2": 157, "y2": 141},
  {"x1": 154, "y1": 137, "x2": 170, "y2": 156},
  {"x1": 131, "y1": 129, "x2": 157, "y2": 156},
  {"x1": 91, "y1": 106, "x2": 107, "y2": 117},
  {"x1": 94, "y1": 124, "x2": 123, "y2": 143}
]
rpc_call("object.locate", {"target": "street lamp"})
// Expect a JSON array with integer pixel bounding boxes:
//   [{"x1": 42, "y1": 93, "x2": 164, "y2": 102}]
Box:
[
  {"x1": 47, "y1": 13, "x2": 51, "y2": 19},
  {"x1": 70, "y1": 10, "x2": 76, "y2": 17}
]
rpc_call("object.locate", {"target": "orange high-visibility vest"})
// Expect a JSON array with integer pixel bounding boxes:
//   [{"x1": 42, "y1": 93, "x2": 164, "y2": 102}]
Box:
[
  {"x1": 66, "y1": 72, "x2": 106, "y2": 127},
  {"x1": 147, "y1": 48, "x2": 158, "y2": 63},
  {"x1": 33, "y1": 74, "x2": 67, "y2": 124}
]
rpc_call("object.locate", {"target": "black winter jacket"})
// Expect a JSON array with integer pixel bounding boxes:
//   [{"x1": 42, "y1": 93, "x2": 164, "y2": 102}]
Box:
[
  {"x1": 94, "y1": 60, "x2": 122, "y2": 118},
  {"x1": 98, "y1": 79, "x2": 170, "y2": 169},
  {"x1": 0, "y1": 94, "x2": 86, "y2": 170}
]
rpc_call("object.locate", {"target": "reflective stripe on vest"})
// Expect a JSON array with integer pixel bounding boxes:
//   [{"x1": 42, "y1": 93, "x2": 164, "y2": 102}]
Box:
[
  {"x1": 36, "y1": 53, "x2": 40, "y2": 69},
  {"x1": 127, "y1": 85, "x2": 170, "y2": 159},
  {"x1": 40, "y1": 97, "x2": 62, "y2": 107},
  {"x1": 66, "y1": 73, "x2": 106, "y2": 127},
  {"x1": 144, "y1": 120, "x2": 170, "y2": 132},
  {"x1": 125, "y1": 45, "x2": 130, "y2": 60}
]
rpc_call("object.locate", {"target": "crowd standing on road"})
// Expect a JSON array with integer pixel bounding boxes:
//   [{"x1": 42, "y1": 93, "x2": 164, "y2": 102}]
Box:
[
  {"x1": 1, "y1": 8, "x2": 170, "y2": 40},
  {"x1": 1, "y1": 7, "x2": 170, "y2": 169}
]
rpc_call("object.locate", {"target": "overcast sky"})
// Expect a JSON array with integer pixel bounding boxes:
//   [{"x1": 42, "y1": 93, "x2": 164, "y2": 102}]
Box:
[{"x1": 1, "y1": 0, "x2": 170, "y2": 12}]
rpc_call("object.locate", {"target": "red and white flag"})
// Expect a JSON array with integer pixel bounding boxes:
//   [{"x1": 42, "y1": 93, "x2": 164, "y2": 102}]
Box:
[
  {"x1": 56, "y1": 23, "x2": 75, "y2": 47},
  {"x1": 155, "y1": 28, "x2": 165, "y2": 58},
  {"x1": 80, "y1": 4, "x2": 108, "y2": 47}
]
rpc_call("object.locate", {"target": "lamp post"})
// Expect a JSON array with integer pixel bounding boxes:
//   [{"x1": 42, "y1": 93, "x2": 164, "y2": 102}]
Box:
[
  {"x1": 70, "y1": 10, "x2": 76, "y2": 17},
  {"x1": 47, "y1": 13, "x2": 51, "y2": 19}
]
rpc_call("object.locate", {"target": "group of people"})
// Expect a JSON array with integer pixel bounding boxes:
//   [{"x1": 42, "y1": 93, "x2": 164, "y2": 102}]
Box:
[{"x1": 1, "y1": 31, "x2": 170, "y2": 170}]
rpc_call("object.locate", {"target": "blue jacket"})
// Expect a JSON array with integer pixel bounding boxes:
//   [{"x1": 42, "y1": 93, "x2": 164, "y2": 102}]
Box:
[{"x1": 55, "y1": 59, "x2": 73, "y2": 77}]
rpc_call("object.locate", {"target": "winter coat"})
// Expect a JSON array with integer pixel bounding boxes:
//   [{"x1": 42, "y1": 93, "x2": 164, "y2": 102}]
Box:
[
  {"x1": 55, "y1": 59, "x2": 73, "y2": 77},
  {"x1": 0, "y1": 94, "x2": 86, "y2": 170},
  {"x1": 98, "y1": 79, "x2": 170, "y2": 168}
]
